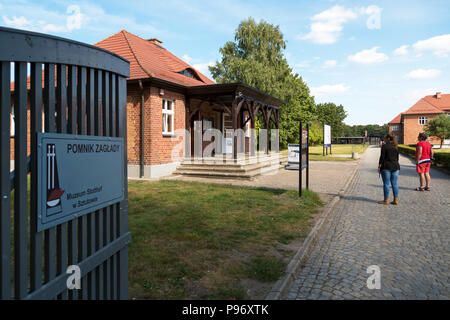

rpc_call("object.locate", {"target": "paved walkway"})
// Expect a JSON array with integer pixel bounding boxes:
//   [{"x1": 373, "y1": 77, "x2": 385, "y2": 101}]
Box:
[{"x1": 285, "y1": 146, "x2": 450, "y2": 300}]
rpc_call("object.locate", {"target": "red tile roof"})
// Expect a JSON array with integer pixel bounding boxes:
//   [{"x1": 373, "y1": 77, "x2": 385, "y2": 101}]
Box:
[
  {"x1": 94, "y1": 30, "x2": 215, "y2": 86},
  {"x1": 403, "y1": 94, "x2": 447, "y2": 115},
  {"x1": 388, "y1": 113, "x2": 402, "y2": 124},
  {"x1": 423, "y1": 93, "x2": 450, "y2": 111}
]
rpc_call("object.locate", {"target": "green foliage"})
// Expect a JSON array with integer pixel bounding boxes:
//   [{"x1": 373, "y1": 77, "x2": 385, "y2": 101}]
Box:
[
  {"x1": 397, "y1": 144, "x2": 416, "y2": 157},
  {"x1": 315, "y1": 103, "x2": 347, "y2": 138},
  {"x1": 342, "y1": 124, "x2": 389, "y2": 137},
  {"x1": 308, "y1": 121, "x2": 323, "y2": 145},
  {"x1": 398, "y1": 144, "x2": 450, "y2": 168},
  {"x1": 434, "y1": 153, "x2": 450, "y2": 168},
  {"x1": 425, "y1": 114, "x2": 450, "y2": 148},
  {"x1": 209, "y1": 17, "x2": 316, "y2": 148}
]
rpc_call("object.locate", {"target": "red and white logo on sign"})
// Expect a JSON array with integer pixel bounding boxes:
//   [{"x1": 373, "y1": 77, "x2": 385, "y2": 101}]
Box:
[{"x1": 46, "y1": 144, "x2": 65, "y2": 209}]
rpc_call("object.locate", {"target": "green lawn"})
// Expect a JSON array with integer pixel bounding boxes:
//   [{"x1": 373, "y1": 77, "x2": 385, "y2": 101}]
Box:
[
  {"x1": 433, "y1": 148, "x2": 450, "y2": 153},
  {"x1": 309, "y1": 144, "x2": 368, "y2": 155},
  {"x1": 128, "y1": 180, "x2": 322, "y2": 299},
  {"x1": 281, "y1": 144, "x2": 368, "y2": 161}
]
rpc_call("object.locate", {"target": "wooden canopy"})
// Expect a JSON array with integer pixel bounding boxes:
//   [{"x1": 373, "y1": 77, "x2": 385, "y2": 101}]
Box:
[{"x1": 185, "y1": 83, "x2": 283, "y2": 159}]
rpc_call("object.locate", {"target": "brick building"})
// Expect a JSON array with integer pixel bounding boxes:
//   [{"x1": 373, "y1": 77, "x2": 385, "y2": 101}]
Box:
[
  {"x1": 94, "y1": 30, "x2": 282, "y2": 178},
  {"x1": 388, "y1": 92, "x2": 450, "y2": 146}
]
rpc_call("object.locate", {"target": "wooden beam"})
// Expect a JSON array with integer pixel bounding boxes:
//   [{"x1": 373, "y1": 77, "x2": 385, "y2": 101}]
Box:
[
  {"x1": 189, "y1": 99, "x2": 206, "y2": 121},
  {"x1": 214, "y1": 97, "x2": 232, "y2": 115}
]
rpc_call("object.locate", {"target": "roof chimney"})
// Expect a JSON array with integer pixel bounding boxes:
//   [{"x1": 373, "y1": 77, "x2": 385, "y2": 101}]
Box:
[
  {"x1": 436, "y1": 92, "x2": 442, "y2": 99},
  {"x1": 147, "y1": 38, "x2": 163, "y2": 46}
]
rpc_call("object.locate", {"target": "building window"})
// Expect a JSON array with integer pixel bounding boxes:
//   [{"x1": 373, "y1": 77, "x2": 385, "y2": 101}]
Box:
[
  {"x1": 162, "y1": 99, "x2": 174, "y2": 135},
  {"x1": 419, "y1": 117, "x2": 428, "y2": 125},
  {"x1": 395, "y1": 135, "x2": 399, "y2": 141},
  {"x1": 392, "y1": 125, "x2": 399, "y2": 131},
  {"x1": 178, "y1": 68, "x2": 200, "y2": 80}
]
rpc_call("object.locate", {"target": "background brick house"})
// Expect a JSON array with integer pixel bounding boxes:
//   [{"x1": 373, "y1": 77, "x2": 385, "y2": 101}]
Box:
[
  {"x1": 95, "y1": 30, "x2": 282, "y2": 178},
  {"x1": 388, "y1": 92, "x2": 450, "y2": 146}
]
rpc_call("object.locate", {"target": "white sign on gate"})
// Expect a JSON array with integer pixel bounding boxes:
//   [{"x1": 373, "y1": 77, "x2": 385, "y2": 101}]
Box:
[{"x1": 324, "y1": 124, "x2": 331, "y2": 147}]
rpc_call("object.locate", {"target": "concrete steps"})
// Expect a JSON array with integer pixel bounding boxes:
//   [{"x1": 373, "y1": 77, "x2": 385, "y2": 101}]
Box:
[{"x1": 175, "y1": 154, "x2": 287, "y2": 180}]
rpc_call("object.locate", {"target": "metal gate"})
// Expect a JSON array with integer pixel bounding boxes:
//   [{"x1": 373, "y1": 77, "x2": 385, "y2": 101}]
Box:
[{"x1": 0, "y1": 27, "x2": 131, "y2": 299}]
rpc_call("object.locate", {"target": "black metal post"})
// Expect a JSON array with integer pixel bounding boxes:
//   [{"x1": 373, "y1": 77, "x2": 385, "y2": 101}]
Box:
[
  {"x1": 299, "y1": 121, "x2": 302, "y2": 198},
  {"x1": 306, "y1": 123, "x2": 309, "y2": 190}
]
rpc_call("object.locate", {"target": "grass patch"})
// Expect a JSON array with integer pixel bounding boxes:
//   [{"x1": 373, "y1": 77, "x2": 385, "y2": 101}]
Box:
[
  {"x1": 245, "y1": 255, "x2": 286, "y2": 282},
  {"x1": 128, "y1": 180, "x2": 322, "y2": 299},
  {"x1": 433, "y1": 148, "x2": 450, "y2": 153},
  {"x1": 281, "y1": 144, "x2": 368, "y2": 161},
  {"x1": 309, "y1": 144, "x2": 368, "y2": 155}
]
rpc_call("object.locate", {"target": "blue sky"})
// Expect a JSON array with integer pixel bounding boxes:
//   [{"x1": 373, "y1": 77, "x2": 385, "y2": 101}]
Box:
[{"x1": 1, "y1": 0, "x2": 449, "y2": 125}]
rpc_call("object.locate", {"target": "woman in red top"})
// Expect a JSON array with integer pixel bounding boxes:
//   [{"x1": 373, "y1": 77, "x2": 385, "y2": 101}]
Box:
[{"x1": 415, "y1": 132, "x2": 434, "y2": 191}]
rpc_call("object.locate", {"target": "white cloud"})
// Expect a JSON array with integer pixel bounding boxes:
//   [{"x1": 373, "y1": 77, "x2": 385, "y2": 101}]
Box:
[
  {"x1": 310, "y1": 83, "x2": 350, "y2": 97},
  {"x1": 348, "y1": 46, "x2": 388, "y2": 64},
  {"x1": 393, "y1": 45, "x2": 409, "y2": 56},
  {"x1": 298, "y1": 5, "x2": 382, "y2": 44},
  {"x1": 404, "y1": 68, "x2": 441, "y2": 80},
  {"x1": 298, "y1": 5, "x2": 358, "y2": 44},
  {"x1": 182, "y1": 55, "x2": 193, "y2": 63},
  {"x1": 192, "y1": 62, "x2": 214, "y2": 74},
  {"x1": 412, "y1": 34, "x2": 450, "y2": 57},
  {"x1": 2, "y1": 15, "x2": 34, "y2": 29},
  {"x1": 323, "y1": 60, "x2": 337, "y2": 68},
  {"x1": 2, "y1": 5, "x2": 86, "y2": 33}
]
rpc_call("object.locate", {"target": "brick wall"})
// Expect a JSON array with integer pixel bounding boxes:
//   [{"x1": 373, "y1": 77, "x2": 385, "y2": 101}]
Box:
[
  {"x1": 147, "y1": 86, "x2": 186, "y2": 165},
  {"x1": 126, "y1": 84, "x2": 142, "y2": 165},
  {"x1": 403, "y1": 114, "x2": 441, "y2": 145},
  {"x1": 126, "y1": 84, "x2": 186, "y2": 166},
  {"x1": 389, "y1": 123, "x2": 403, "y2": 144}
]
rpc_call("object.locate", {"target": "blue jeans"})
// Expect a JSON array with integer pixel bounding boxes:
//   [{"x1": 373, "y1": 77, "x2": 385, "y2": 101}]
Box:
[{"x1": 381, "y1": 169, "x2": 399, "y2": 199}]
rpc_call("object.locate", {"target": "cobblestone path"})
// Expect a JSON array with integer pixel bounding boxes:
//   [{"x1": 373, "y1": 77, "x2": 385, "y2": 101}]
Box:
[{"x1": 286, "y1": 146, "x2": 449, "y2": 299}]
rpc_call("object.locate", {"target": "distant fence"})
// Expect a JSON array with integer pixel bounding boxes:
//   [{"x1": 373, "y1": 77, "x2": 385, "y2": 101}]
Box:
[{"x1": 0, "y1": 27, "x2": 130, "y2": 300}]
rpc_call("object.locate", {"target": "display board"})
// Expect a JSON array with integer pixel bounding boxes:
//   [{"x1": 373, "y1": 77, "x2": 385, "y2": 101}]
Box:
[
  {"x1": 286, "y1": 126, "x2": 309, "y2": 170},
  {"x1": 287, "y1": 144, "x2": 300, "y2": 164},
  {"x1": 323, "y1": 124, "x2": 332, "y2": 155},
  {"x1": 324, "y1": 124, "x2": 331, "y2": 147}
]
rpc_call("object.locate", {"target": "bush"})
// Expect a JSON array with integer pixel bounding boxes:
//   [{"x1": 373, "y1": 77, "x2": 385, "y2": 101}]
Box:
[
  {"x1": 398, "y1": 145, "x2": 415, "y2": 157},
  {"x1": 398, "y1": 144, "x2": 450, "y2": 168},
  {"x1": 434, "y1": 152, "x2": 450, "y2": 168}
]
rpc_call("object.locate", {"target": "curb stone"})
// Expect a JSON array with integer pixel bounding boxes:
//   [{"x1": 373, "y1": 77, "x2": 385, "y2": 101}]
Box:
[{"x1": 265, "y1": 154, "x2": 362, "y2": 300}]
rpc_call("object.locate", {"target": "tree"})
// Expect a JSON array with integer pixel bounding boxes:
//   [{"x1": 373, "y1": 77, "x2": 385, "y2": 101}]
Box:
[
  {"x1": 425, "y1": 114, "x2": 450, "y2": 148},
  {"x1": 315, "y1": 103, "x2": 347, "y2": 138},
  {"x1": 342, "y1": 123, "x2": 388, "y2": 137},
  {"x1": 308, "y1": 121, "x2": 323, "y2": 145},
  {"x1": 209, "y1": 18, "x2": 316, "y2": 148}
]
